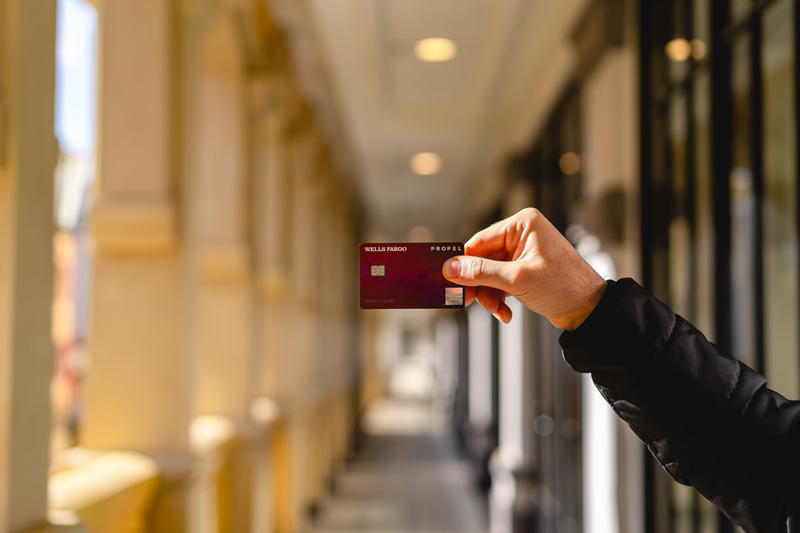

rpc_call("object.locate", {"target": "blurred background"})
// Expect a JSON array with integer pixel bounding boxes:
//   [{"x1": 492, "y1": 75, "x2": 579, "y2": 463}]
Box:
[{"x1": 0, "y1": 0, "x2": 797, "y2": 532}]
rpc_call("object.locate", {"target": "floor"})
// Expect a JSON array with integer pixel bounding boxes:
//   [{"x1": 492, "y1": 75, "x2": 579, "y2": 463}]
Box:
[{"x1": 308, "y1": 396, "x2": 487, "y2": 533}]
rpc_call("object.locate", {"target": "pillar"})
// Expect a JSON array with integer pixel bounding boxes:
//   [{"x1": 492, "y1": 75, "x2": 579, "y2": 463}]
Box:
[
  {"x1": 467, "y1": 304, "x2": 497, "y2": 491},
  {"x1": 252, "y1": 71, "x2": 297, "y2": 533},
  {"x1": 453, "y1": 311, "x2": 471, "y2": 452},
  {"x1": 84, "y1": 1, "x2": 190, "y2": 530},
  {"x1": 358, "y1": 305, "x2": 382, "y2": 414},
  {"x1": 433, "y1": 315, "x2": 459, "y2": 412},
  {"x1": 312, "y1": 172, "x2": 345, "y2": 495},
  {"x1": 288, "y1": 126, "x2": 323, "y2": 523},
  {"x1": 489, "y1": 298, "x2": 540, "y2": 533},
  {"x1": 253, "y1": 74, "x2": 293, "y2": 405},
  {"x1": 329, "y1": 200, "x2": 358, "y2": 468},
  {"x1": 0, "y1": 0, "x2": 59, "y2": 530},
  {"x1": 181, "y1": 6, "x2": 256, "y2": 532},
  {"x1": 185, "y1": 7, "x2": 253, "y2": 423}
]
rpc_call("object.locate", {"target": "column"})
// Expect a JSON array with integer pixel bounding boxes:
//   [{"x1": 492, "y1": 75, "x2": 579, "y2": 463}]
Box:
[
  {"x1": 331, "y1": 200, "x2": 358, "y2": 468},
  {"x1": 185, "y1": 7, "x2": 253, "y2": 423},
  {"x1": 358, "y1": 303, "x2": 383, "y2": 414},
  {"x1": 532, "y1": 311, "x2": 559, "y2": 532},
  {"x1": 252, "y1": 70, "x2": 296, "y2": 533},
  {"x1": 83, "y1": 1, "x2": 189, "y2": 530},
  {"x1": 582, "y1": 375, "x2": 619, "y2": 533},
  {"x1": 253, "y1": 75, "x2": 293, "y2": 403},
  {"x1": 468, "y1": 306, "x2": 493, "y2": 431},
  {"x1": 467, "y1": 304, "x2": 497, "y2": 490},
  {"x1": 0, "y1": 0, "x2": 60, "y2": 530},
  {"x1": 181, "y1": 8, "x2": 255, "y2": 533},
  {"x1": 433, "y1": 316, "x2": 459, "y2": 412},
  {"x1": 313, "y1": 178, "x2": 330, "y2": 500},
  {"x1": 346, "y1": 207, "x2": 362, "y2": 458},
  {"x1": 489, "y1": 298, "x2": 539, "y2": 533},
  {"x1": 314, "y1": 171, "x2": 346, "y2": 494},
  {"x1": 287, "y1": 121, "x2": 321, "y2": 529},
  {"x1": 453, "y1": 312, "x2": 471, "y2": 451}
]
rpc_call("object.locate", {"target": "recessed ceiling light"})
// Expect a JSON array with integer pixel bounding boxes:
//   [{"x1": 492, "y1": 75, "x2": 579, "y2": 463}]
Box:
[
  {"x1": 407, "y1": 226, "x2": 434, "y2": 242},
  {"x1": 410, "y1": 152, "x2": 442, "y2": 176},
  {"x1": 559, "y1": 152, "x2": 581, "y2": 175},
  {"x1": 665, "y1": 38, "x2": 691, "y2": 62},
  {"x1": 414, "y1": 38, "x2": 457, "y2": 62},
  {"x1": 690, "y1": 38, "x2": 707, "y2": 60}
]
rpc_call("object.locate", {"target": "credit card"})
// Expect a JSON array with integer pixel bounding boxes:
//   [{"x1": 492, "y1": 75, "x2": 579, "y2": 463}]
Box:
[{"x1": 360, "y1": 242, "x2": 465, "y2": 309}]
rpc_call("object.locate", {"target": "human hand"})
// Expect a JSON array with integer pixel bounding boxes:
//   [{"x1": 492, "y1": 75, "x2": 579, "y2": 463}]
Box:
[{"x1": 442, "y1": 208, "x2": 606, "y2": 329}]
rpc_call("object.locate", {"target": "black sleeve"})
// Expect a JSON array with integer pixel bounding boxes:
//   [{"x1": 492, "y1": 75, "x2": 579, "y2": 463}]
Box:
[{"x1": 560, "y1": 278, "x2": 800, "y2": 532}]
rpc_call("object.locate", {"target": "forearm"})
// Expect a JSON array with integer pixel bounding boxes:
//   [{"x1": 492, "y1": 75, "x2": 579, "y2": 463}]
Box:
[{"x1": 560, "y1": 278, "x2": 800, "y2": 531}]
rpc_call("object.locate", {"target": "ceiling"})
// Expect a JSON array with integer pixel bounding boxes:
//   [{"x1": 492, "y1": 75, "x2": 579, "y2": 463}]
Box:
[{"x1": 269, "y1": 0, "x2": 590, "y2": 240}]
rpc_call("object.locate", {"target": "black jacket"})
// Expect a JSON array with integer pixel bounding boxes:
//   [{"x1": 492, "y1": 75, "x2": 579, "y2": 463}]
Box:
[{"x1": 560, "y1": 278, "x2": 800, "y2": 533}]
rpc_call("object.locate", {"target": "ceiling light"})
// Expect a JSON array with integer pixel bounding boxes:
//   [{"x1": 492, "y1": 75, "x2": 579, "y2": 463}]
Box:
[
  {"x1": 691, "y1": 39, "x2": 707, "y2": 60},
  {"x1": 409, "y1": 152, "x2": 442, "y2": 176},
  {"x1": 665, "y1": 38, "x2": 691, "y2": 62},
  {"x1": 414, "y1": 38, "x2": 457, "y2": 62},
  {"x1": 407, "y1": 226, "x2": 434, "y2": 242},
  {"x1": 559, "y1": 152, "x2": 581, "y2": 175}
]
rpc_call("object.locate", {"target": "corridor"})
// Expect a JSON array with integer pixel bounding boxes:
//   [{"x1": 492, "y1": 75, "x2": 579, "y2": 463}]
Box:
[
  {"x1": 4, "y1": 0, "x2": 799, "y2": 531},
  {"x1": 310, "y1": 359, "x2": 486, "y2": 533}
]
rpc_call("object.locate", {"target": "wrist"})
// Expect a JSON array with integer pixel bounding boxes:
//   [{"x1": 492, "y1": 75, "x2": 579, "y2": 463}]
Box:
[{"x1": 548, "y1": 276, "x2": 607, "y2": 330}]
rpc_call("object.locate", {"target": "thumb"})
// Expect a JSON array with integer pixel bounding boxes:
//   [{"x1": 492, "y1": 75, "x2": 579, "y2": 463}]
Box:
[{"x1": 442, "y1": 255, "x2": 515, "y2": 291}]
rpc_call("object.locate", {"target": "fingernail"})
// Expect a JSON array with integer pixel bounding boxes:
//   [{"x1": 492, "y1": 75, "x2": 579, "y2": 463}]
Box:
[{"x1": 445, "y1": 258, "x2": 461, "y2": 278}]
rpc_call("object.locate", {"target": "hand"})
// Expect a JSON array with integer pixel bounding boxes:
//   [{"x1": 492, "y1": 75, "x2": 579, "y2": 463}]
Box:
[{"x1": 442, "y1": 208, "x2": 606, "y2": 329}]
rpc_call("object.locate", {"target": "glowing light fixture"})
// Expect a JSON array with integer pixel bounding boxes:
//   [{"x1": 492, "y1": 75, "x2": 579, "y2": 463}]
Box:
[
  {"x1": 665, "y1": 38, "x2": 692, "y2": 62},
  {"x1": 407, "y1": 226, "x2": 434, "y2": 242},
  {"x1": 410, "y1": 152, "x2": 442, "y2": 175},
  {"x1": 691, "y1": 39, "x2": 707, "y2": 60},
  {"x1": 559, "y1": 152, "x2": 581, "y2": 175},
  {"x1": 414, "y1": 38, "x2": 457, "y2": 62}
]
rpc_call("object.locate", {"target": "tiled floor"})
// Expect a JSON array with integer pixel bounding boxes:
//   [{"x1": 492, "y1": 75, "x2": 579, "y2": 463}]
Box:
[{"x1": 308, "y1": 397, "x2": 487, "y2": 533}]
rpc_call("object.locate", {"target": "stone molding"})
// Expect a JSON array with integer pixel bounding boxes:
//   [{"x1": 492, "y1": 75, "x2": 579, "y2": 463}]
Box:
[
  {"x1": 48, "y1": 450, "x2": 160, "y2": 533},
  {"x1": 91, "y1": 201, "x2": 177, "y2": 255},
  {"x1": 257, "y1": 269, "x2": 289, "y2": 301},
  {"x1": 197, "y1": 242, "x2": 250, "y2": 284}
]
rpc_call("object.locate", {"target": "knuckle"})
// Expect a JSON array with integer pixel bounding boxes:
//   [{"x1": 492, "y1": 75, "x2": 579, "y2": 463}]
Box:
[
  {"x1": 520, "y1": 207, "x2": 542, "y2": 221},
  {"x1": 475, "y1": 257, "x2": 486, "y2": 278},
  {"x1": 507, "y1": 266, "x2": 523, "y2": 287},
  {"x1": 465, "y1": 257, "x2": 484, "y2": 279},
  {"x1": 460, "y1": 257, "x2": 484, "y2": 280}
]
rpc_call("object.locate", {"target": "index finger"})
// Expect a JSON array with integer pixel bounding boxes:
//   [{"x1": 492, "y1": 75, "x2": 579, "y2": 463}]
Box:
[
  {"x1": 464, "y1": 218, "x2": 512, "y2": 259},
  {"x1": 464, "y1": 220, "x2": 507, "y2": 257}
]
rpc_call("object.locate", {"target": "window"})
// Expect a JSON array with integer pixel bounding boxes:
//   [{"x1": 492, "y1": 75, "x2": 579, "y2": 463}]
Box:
[
  {"x1": 642, "y1": 0, "x2": 800, "y2": 531},
  {"x1": 762, "y1": 0, "x2": 799, "y2": 398},
  {"x1": 511, "y1": 86, "x2": 584, "y2": 531}
]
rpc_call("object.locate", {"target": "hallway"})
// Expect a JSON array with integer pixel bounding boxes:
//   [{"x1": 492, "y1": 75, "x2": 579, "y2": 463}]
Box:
[
  {"x1": 309, "y1": 378, "x2": 486, "y2": 533},
  {"x1": 5, "y1": 0, "x2": 799, "y2": 531}
]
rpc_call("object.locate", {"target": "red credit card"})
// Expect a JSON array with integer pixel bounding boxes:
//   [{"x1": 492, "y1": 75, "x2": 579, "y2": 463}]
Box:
[{"x1": 360, "y1": 242, "x2": 465, "y2": 309}]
